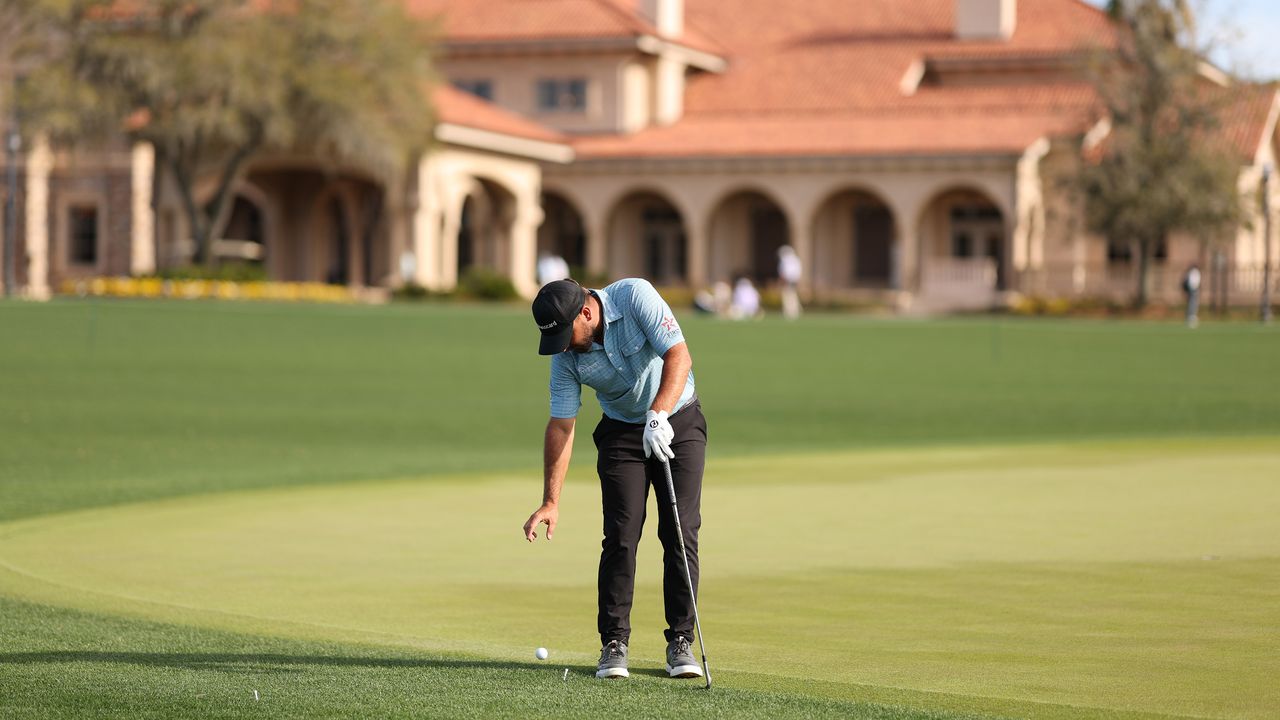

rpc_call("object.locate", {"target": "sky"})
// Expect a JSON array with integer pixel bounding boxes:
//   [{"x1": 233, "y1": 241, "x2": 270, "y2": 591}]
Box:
[{"x1": 1085, "y1": 0, "x2": 1280, "y2": 80}]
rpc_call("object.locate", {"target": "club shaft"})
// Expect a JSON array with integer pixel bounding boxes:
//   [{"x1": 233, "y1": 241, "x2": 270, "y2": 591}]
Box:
[{"x1": 661, "y1": 457, "x2": 712, "y2": 689}]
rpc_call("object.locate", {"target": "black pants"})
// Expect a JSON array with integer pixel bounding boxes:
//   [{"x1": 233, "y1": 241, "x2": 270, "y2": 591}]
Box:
[{"x1": 592, "y1": 400, "x2": 707, "y2": 646}]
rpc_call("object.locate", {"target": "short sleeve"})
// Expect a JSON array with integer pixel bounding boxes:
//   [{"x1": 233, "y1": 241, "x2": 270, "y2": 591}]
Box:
[
  {"x1": 631, "y1": 280, "x2": 686, "y2": 357},
  {"x1": 548, "y1": 354, "x2": 582, "y2": 418}
]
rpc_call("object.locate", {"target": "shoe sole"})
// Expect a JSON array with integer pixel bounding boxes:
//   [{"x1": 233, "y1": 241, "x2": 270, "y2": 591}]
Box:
[
  {"x1": 595, "y1": 667, "x2": 629, "y2": 679},
  {"x1": 666, "y1": 663, "x2": 703, "y2": 678}
]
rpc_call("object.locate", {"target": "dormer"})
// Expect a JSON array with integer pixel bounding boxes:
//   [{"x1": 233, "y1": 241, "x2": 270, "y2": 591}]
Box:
[
  {"x1": 433, "y1": 0, "x2": 723, "y2": 135},
  {"x1": 956, "y1": 0, "x2": 1017, "y2": 41}
]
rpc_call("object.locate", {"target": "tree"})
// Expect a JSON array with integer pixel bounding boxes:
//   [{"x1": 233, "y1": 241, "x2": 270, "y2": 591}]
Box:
[
  {"x1": 22, "y1": 0, "x2": 436, "y2": 266},
  {"x1": 1083, "y1": 0, "x2": 1246, "y2": 308}
]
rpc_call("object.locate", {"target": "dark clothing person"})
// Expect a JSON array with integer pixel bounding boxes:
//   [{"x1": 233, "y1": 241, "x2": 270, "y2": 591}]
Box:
[{"x1": 1183, "y1": 265, "x2": 1202, "y2": 328}]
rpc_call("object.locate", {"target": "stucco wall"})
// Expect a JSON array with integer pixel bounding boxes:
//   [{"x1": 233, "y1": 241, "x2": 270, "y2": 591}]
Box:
[
  {"x1": 416, "y1": 144, "x2": 544, "y2": 296},
  {"x1": 441, "y1": 54, "x2": 635, "y2": 135},
  {"x1": 545, "y1": 159, "x2": 1019, "y2": 304}
]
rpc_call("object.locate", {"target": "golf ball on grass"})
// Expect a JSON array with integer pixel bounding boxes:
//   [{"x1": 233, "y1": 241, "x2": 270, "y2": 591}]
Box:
[{"x1": 535, "y1": 647, "x2": 548, "y2": 660}]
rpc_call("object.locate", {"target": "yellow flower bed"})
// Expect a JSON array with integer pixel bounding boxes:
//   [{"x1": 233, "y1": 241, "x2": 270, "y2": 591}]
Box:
[{"x1": 59, "y1": 277, "x2": 360, "y2": 304}]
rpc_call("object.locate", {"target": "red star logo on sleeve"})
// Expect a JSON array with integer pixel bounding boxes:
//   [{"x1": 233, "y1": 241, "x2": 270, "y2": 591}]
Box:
[{"x1": 661, "y1": 316, "x2": 679, "y2": 334}]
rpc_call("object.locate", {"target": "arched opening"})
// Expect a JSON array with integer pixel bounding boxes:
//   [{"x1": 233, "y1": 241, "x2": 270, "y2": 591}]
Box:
[
  {"x1": 538, "y1": 191, "x2": 587, "y2": 274},
  {"x1": 605, "y1": 190, "x2": 687, "y2": 285},
  {"x1": 457, "y1": 177, "x2": 517, "y2": 279},
  {"x1": 810, "y1": 189, "x2": 898, "y2": 292},
  {"x1": 242, "y1": 168, "x2": 386, "y2": 285},
  {"x1": 457, "y1": 196, "x2": 476, "y2": 272},
  {"x1": 217, "y1": 195, "x2": 267, "y2": 269},
  {"x1": 708, "y1": 190, "x2": 790, "y2": 285},
  {"x1": 918, "y1": 188, "x2": 1008, "y2": 299}
]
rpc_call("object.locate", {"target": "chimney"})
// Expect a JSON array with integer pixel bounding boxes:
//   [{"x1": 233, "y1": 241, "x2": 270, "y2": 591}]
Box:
[
  {"x1": 955, "y1": 0, "x2": 1016, "y2": 41},
  {"x1": 639, "y1": 0, "x2": 683, "y2": 38}
]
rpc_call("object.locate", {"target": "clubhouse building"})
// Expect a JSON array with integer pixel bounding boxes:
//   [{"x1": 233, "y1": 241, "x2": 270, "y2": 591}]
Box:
[{"x1": 2, "y1": 0, "x2": 1277, "y2": 310}]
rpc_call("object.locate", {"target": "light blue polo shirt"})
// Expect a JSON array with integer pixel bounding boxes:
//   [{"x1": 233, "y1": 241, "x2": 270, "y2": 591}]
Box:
[{"x1": 548, "y1": 278, "x2": 696, "y2": 424}]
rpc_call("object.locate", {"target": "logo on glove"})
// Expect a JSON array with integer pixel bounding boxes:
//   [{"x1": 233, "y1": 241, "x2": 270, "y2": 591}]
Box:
[{"x1": 649, "y1": 420, "x2": 659, "y2": 428}]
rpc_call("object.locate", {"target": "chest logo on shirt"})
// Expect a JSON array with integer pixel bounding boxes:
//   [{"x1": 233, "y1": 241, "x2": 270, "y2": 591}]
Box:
[{"x1": 661, "y1": 316, "x2": 679, "y2": 335}]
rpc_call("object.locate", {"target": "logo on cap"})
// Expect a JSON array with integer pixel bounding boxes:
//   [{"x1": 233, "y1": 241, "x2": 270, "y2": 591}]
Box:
[{"x1": 538, "y1": 321, "x2": 558, "y2": 330}]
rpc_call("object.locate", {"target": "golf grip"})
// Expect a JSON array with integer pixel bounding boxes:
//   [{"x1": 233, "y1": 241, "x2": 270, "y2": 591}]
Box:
[{"x1": 660, "y1": 457, "x2": 712, "y2": 689}]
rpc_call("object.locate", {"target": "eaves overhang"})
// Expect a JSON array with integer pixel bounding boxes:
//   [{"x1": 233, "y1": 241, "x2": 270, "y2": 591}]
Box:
[{"x1": 435, "y1": 123, "x2": 575, "y2": 164}]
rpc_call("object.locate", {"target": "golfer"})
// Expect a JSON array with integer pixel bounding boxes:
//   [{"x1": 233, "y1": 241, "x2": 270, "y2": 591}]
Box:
[{"x1": 523, "y1": 278, "x2": 707, "y2": 681}]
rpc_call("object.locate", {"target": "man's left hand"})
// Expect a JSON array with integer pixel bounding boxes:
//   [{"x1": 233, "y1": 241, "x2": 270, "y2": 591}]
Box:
[{"x1": 643, "y1": 410, "x2": 675, "y2": 460}]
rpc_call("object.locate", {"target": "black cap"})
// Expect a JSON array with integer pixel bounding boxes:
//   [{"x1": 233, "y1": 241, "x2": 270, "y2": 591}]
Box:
[{"x1": 532, "y1": 280, "x2": 587, "y2": 355}]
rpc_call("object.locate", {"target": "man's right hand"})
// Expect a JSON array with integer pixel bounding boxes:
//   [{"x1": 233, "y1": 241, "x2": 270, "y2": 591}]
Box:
[{"x1": 523, "y1": 503, "x2": 559, "y2": 542}]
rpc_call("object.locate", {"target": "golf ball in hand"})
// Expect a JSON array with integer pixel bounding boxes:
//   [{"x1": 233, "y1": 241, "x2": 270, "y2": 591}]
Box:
[{"x1": 535, "y1": 647, "x2": 549, "y2": 660}]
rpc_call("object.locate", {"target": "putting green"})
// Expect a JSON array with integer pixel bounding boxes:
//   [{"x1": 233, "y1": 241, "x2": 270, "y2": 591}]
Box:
[{"x1": 1, "y1": 438, "x2": 1277, "y2": 719}]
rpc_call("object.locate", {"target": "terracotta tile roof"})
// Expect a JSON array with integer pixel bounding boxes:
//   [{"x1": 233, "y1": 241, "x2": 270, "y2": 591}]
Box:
[
  {"x1": 1086, "y1": 83, "x2": 1279, "y2": 164},
  {"x1": 581, "y1": 0, "x2": 1122, "y2": 158},
  {"x1": 683, "y1": 0, "x2": 1112, "y2": 58},
  {"x1": 408, "y1": 0, "x2": 726, "y2": 55},
  {"x1": 1217, "y1": 83, "x2": 1279, "y2": 161},
  {"x1": 571, "y1": 111, "x2": 1089, "y2": 159},
  {"x1": 425, "y1": 0, "x2": 1116, "y2": 158},
  {"x1": 681, "y1": 0, "x2": 1113, "y2": 116},
  {"x1": 433, "y1": 85, "x2": 567, "y2": 144}
]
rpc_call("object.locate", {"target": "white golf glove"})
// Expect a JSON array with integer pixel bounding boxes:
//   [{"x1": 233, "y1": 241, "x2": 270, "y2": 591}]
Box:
[{"x1": 643, "y1": 410, "x2": 676, "y2": 461}]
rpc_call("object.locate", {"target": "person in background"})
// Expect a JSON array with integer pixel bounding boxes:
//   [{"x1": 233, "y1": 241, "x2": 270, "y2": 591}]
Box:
[
  {"x1": 537, "y1": 250, "x2": 571, "y2": 285},
  {"x1": 712, "y1": 281, "x2": 733, "y2": 317},
  {"x1": 692, "y1": 288, "x2": 717, "y2": 315},
  {"x1": 1183, "y1": 263, "x2": 1201, "y2": 329},
  {"x1": 730, "y1": 275, "x2": 761, "y2": 320},
  {"x1": 777, "y1": 245, "x2": 802, "y2": 320}
]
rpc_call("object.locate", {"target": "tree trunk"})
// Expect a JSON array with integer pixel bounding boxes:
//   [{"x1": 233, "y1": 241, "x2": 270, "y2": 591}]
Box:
[
  {"x1": 165, "y1": 153, "x2": 210, "y2": 267},
  {"x1": 161, "y1": 138, "x2": 259, "y2": 269},
  {"x1": 192, "y1": 214, "x2": 213, "y2": 267},
  {"x1": 198, "y1": 138, "x2": 261, "y2": 269}
]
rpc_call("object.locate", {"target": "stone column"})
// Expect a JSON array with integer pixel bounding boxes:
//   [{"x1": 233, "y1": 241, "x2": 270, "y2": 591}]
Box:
[
  {"x1": 413, "y1": 157, "x2": 440, "y2": 290},
  {"x1": 438, "y1": 189, "x2": 462, "y2": 292},
  {"x1": 130, "y1": 142, "x2": 156, "y2": 276},
  {"x1": 509, "y1": 197, "x2": 541, "y2": 298},
  {"x1": 24, "y1": 134, "x2": 51, "y2": 299},
  {"x1": 685, "y1": 217, "x2": 708, "y2": 288},
  {"x1": 792, "y1": 205, "x2": 814, "y2": 296},
  {"x1": 895, "y1": 199, "x2": 922, "y2": 297},
  {"x1": 585, "y1": 210, "x2": 608, "y2": 276}
]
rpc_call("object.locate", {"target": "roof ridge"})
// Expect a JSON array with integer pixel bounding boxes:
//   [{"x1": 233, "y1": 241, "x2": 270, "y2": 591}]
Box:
[
  {"x1": 590, "y1": 0, "x2": 651, "y2": 36},
  {"x1": 682, "y1": 104, "x2": 1098, "y2": 119},
  {"x1": 1248, "y1": 87, "x2": 1280, "y2": 162},
  {"x1": 1064, "y1": 0, "x2": 1115, "y2": 24},
  {"x1": 433, "y1": 84, "x2": 567, "y2": 143}
]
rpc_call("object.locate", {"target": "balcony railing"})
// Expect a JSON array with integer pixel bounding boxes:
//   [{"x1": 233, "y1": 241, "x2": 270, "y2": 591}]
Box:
[{"x1": 1012, "y1": 263, "x2": 1274, "y2": 304}]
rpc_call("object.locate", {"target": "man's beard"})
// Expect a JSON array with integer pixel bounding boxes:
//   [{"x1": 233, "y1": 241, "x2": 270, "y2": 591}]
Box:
[{"x1": 570, "y1": 336, "x2": 594, "y2": 353}]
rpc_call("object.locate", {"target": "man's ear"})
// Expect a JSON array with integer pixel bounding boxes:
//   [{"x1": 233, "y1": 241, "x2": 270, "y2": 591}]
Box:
[{"x1": 581, "y1": 302, "x2": 592, "y2": 321}]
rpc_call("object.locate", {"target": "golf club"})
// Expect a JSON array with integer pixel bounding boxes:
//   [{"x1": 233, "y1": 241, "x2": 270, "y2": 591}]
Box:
[{"x1": 659, "y1": 456, "x2": 712, "y2": 689}]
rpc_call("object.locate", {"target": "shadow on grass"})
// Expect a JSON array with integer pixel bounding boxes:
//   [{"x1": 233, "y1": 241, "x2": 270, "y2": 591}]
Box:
[
  {"x1": 627, "y1": 667, "x2": 676, "y2": 679},
  {"x1": 0, "y1": 651, "x2": 597, "y2": 677}
]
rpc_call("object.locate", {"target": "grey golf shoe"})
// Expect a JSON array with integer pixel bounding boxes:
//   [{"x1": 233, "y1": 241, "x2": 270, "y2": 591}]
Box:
[
  {"x1": 665, "y1": 636, "x2": 702, "y2": 678},
  {"x1": 595, "y1": 640, "x2": 629, "y2": 679}
]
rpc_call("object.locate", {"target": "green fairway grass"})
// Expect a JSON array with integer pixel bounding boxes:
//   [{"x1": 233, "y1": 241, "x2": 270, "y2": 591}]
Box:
[{"x1": 2, "y1": 299, "x2": 1278, "y2": 718}]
